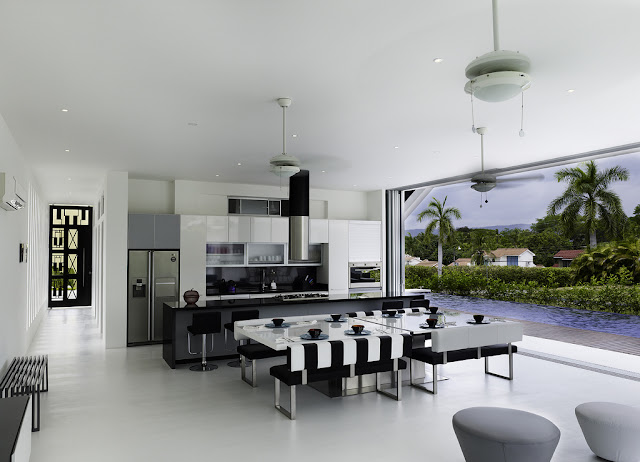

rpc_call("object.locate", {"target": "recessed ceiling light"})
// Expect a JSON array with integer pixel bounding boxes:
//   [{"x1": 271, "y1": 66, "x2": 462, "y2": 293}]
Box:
[
  {"x1": 433, "y1": 58, "x2": 444, "y2": 63},
  {"x1": 237, "y1": 162, "x2": 242, "y2": 166},
  {"x1": 215, "y1": 174, "x2": 220, "y2": 177},
  {"x1": 353, "y1": 184, "x2": 357, "y2": 187},
  {"x1": 67, "y1": 177, "x2": 72, "y2": 181},
  {"x1": 61, "y1": 109, "x2": 69, "y2": 112},
  {"x1": 394, "y1": 146, "x2": 399, "y2": 149},
  {"x1": 291, "y1": 134, "x2": 298, "y2": 138},
  {"x1": 433, "y1": 150, "x2": 440, "y2": 155},
  {"x1": 321, "y1": 170, "x2": 326, "y2": 173},
  {"x1": 187, "y1": 122, "x2": 198, "y2": 126},
  {"x1": 65, "y1": 149, "x2": 70, "y2": 152},
  {"x1": 567, "y1": 89, "x2": 575, "y2": 93}
]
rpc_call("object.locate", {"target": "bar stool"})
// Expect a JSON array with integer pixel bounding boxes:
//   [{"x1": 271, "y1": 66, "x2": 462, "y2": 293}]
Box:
[
  {"x1": 410, "y1": 298, "x2": 430, "y2": 308},
  {"x1": 224, "y1": 309, "x2": 260, "y2": 368},
  {"x1": 382, "y1": 300, "x2": 403, "y2": 314},
  {"x1": 187, "y1": 312, "x2": 221, "y2": 372}
]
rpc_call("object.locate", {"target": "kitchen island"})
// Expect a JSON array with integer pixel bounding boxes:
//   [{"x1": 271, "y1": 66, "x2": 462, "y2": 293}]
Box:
[{"x1": 162, "y1": 294, "x2": 421, "y2": 368}]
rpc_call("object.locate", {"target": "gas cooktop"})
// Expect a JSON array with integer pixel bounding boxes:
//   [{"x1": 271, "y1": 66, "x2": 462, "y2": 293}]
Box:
[{"x1": 279, "y1": 293, "x2": 329, "y2": 301}]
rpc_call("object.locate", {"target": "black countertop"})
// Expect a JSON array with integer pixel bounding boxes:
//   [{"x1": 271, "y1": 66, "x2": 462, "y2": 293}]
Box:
[
  {"x1": 207, "y1": 283, "x2": 329, "y2": 296},
  {"x1": 165, "y1": 294, "x2": 419, "y2": 311}
]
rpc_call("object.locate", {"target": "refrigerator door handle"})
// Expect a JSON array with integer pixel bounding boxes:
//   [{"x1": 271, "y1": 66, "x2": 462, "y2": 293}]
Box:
[{"x1": 148, "y1": 252, "x2": 153, "y2": 341}]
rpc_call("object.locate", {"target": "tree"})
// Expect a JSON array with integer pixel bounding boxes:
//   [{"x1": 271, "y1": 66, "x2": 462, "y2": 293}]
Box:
[
  {"x1": 548, "y1": 160, "x2": 629, "y2": 247},
  {"x1": 417, "y1": 196, "x2": 461, "y2": 277}
]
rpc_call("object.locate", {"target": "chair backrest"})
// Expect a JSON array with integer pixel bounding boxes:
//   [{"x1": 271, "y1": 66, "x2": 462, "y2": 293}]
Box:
[
  {"x1": 431, "y1": 323, "x2": 523, "y2": 352},
  {"x1": 231, "y1": 309, "x2": 260, "y2": 323},
  {"x1": 287, "y1": 334, "x2": 412, "y2": 372},
  {"x1": 410, "y1": 298, "x2": 430, "y2": 308},
  {"x1": 189, "y1": 312, "x2": 222, "y2": 335},
  {"x1": 382, "y1": 300, "x2": 404, "y2": 311},
  {"x1": 346, "y1": 310, "x2": 383, "y2": 318}
]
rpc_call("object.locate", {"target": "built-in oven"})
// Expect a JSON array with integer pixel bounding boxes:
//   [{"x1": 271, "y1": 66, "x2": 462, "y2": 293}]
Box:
[{"x1": 349, "y1": 262, "x2": 382, "y2": 288}]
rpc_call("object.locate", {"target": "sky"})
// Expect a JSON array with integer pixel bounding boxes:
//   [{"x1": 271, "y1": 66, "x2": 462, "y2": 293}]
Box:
[{"x1": 405, "y1": 152, "x2": 640, "y2": 231}]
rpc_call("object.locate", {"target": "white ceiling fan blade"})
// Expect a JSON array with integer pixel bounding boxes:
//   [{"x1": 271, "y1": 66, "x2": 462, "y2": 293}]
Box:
[{"x1": 495, "y1": 173, "x2": 544, "y2": 183}]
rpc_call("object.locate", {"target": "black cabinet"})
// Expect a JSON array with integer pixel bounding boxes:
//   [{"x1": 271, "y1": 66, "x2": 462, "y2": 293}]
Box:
[{"x1": 128, "y1": 214, "x2": 180, "y2": 249}]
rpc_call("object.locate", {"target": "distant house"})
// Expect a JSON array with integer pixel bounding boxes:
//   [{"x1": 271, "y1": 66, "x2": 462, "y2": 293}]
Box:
[
  {"x1": 404, "y1": 254, "x2": 421, "y2": 266},
  {"x1": 415, "y1": 260, "x2": 439, "y2": 268},
  {"x1": 484, "y1": 248, "x2": 535, "y2": 267},
  {"x1": 553, "y1": 249, "x2": 584, "y2": 268},
  {"x1": 449, "y1": 258, "x2": 472, "y2": 267}
]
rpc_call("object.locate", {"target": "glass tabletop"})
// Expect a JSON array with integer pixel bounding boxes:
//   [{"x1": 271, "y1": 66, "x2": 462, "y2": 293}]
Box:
[{"x1": 354, "y1": 310, "x2": 510, "y2": 334}]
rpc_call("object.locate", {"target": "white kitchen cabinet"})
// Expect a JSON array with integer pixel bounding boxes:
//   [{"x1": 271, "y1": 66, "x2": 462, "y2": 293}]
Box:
[
  {"x1": 250, "y1": 217, "x2": 271, "y2": 242},
  {"x1": 328, "y1": 220, "x2": 349, "y2": 293},
  {"x1": 180, "y1": 215, "x2": 206, "y2": 297},
  {"x1": 348, "y1": 220, "x2": 382, "y2": 262},
  {"x1": 206, "y1": 215, "x2": 229, "y2": 242},
  {"x1": 270, "y1": 217, "x2": 288, "y2": 243},
  {"x1": 228, "y1": 216, "x2": 251, "y2": 242},
  {"x1": 310, "y1": 219, "x2": 329, "y2": 243}
]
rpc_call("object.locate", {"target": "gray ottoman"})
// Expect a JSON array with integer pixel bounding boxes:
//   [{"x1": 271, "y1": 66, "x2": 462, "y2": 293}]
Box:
[
  {"x1": 452, "y1": 407, "x2": 561, "y2": 462},
  {"x1": 575, "y1": 402, "x2": 640, "y2": 462}
]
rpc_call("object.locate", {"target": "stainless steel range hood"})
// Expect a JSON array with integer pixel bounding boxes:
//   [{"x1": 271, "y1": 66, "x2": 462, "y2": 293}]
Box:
[{"x1": 289, "y1": 170, "x2": 309, "y2": 261}]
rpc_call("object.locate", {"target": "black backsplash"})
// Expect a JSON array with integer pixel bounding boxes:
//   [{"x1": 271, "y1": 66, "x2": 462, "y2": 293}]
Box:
[{"x1": 206, "y1": 266, "x2": 319, "y2": 295}]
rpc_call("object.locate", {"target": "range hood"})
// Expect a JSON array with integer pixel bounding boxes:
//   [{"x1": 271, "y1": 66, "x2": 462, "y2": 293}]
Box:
[{"x1": 289, "y1": 170, "x2": 309, "y2": 261}]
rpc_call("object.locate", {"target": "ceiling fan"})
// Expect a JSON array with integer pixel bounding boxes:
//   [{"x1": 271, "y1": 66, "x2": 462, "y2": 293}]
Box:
[
  {"x1": 470, "y1": 127, "x2": 543, "y2": 194},
  {"x1": 269, "y1": 97, "x2": 301, "y2": 177}
]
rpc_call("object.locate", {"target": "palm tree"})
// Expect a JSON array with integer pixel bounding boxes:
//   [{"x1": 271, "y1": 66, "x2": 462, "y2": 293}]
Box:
[
  {"x1": 417, "y1": 196, "x2": 461, "y2": 277},
  {"x1": 548, "y1": 160, "x2": 629, "y2": 247}
]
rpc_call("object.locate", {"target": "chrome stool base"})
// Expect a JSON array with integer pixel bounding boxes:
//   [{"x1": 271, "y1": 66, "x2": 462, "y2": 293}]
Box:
[{"x1": 190, "y1": 364, "x2": 218, "y2": 372}]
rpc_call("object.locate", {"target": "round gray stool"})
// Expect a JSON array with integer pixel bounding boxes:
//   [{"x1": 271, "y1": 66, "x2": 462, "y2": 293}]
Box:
[
  {"x1": 575, "y1": 402, "x2": 640, "y2": 462},
  {"x1": 453, "y1": 407, "x2": 561, "y2": 462}
]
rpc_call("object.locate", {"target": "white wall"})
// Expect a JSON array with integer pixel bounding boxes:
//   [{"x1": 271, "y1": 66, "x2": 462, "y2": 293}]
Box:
[
  {"x1": 0, "y1": 113, "x2": 47, "y2": 374},
  {"x1": 103, "y1": 172, "x2": 129, "y2": 348},
  {"x1": 128, "y1": 178, "x2": 175, "y2": 214},
  {"x1": 173, "y1": 180, "x2": 372, "y2": 220}
]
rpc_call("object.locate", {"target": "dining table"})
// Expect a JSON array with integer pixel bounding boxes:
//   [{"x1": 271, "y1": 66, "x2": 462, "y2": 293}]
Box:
[{"x1": 236, "y1": 309, "x2": 522, "y2": 394}]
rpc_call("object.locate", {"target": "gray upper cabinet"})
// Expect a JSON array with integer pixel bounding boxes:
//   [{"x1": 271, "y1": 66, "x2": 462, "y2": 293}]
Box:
[
  {"x1": 128, "y1": 214, "x2": 180, "y2": 249},
  {"x1": 154, "y1": 214, "x2": 180, "y2": 249},
  {"x1": 128, "y1": 214, "x2": 155, "y2": 249}
]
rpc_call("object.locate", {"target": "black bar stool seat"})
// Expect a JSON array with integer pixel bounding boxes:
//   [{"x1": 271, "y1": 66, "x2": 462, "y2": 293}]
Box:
[
  {"x1": 187, "y1": 312, "x2": 221, "y2": 372},
  {"x1": 410, "y1": 298, "x2": 430, "y2": 308}
]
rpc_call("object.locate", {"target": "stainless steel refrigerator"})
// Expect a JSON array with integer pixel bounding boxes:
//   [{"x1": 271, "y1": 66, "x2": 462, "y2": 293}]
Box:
[{"x1": 127, "y1": 250, "x2": 179, "y2": 344}]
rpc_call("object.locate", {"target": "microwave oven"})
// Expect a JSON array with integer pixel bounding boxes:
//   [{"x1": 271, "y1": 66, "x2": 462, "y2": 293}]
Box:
[{"x1": 349, "y1": 262, "x2": 382, "y2": 288}]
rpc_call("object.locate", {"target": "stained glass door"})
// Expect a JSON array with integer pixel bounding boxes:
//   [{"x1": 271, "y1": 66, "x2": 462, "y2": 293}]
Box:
[{"x1": 49, "y1": 206, "x2": 93, "y2": 307}]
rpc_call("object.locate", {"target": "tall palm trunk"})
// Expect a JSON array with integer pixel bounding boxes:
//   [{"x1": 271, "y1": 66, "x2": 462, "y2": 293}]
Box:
[
  {"x1": 437, "y1": 239, "x2": 443, "y2": 277},
  {"x1": 590, "y1": 230, "x2": 597, "y2": 248}
]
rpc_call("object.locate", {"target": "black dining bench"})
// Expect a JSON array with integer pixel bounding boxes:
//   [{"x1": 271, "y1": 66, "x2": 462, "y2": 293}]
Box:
[{"x1": 270, "y1": 333, "x2": 412, "y2": 420}]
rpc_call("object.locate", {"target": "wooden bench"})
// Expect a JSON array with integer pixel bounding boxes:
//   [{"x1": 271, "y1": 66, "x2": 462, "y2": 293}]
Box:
[
  {"x1": 0, "y1": 356, "x2": 48, "y2": 431},
  {"x1": 270, "y1": 333, "x2": 412, "y2": 419},
  {"x1": 410, "y1": 323, "x2": 522, "y2": 394}
]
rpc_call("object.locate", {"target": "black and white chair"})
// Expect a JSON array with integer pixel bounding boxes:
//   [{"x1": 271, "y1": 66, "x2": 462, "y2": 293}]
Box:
[
  {"x1": 409, "y1": 298, "x2": 430, "y2": 308},
  {"x1": 270, "y1": 333, "x2": 412, "y2": 419},
  {"x1": 223, "y1": 309, "x2": 260, "y2": 367},
  {"x1": 410, "y1": 322, "x2": 522, "y2": 393},
  {"x1": 187, "y1": 311, "x2": 222, "y2": 372}
]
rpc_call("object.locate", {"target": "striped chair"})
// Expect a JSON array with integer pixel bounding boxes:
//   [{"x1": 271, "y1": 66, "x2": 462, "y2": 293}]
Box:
[
  {"x1": 270, "y1": 333, "x2": 412, "y2": 419},
  {"x1": 346, "y1": 307, "x2": 429, "y2": 317}
]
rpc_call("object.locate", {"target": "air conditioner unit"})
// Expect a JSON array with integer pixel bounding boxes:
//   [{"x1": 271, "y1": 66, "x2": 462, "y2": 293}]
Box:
[{"x1": 0, "y1": 172, "x2": 27, "y2": 211}]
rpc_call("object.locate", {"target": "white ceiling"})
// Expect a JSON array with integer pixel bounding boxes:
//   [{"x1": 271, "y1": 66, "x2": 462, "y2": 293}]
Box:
[{"x1": 1, "y1": 0, "x2": 639, "y2": 204}]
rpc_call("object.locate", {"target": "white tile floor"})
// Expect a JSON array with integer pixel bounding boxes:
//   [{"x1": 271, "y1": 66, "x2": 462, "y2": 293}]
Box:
[{"x1": 27, "y1": 307, "x2": 640, "y2": 462}]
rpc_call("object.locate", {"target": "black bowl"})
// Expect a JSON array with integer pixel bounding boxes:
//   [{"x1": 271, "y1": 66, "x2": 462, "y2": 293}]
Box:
[
  {"x1": 473, "y1": 314, "x2": 485, "y2": 323},
  {"x1": 308, "y1": 328, "x2": 322, "y2": 339},
  {"x1": 330, "y1": 314, "x2": 342, "y2": 321},
  {"x1": 272, "y1": 318, "x2": 284, "y2": 327},
  {"x1": 351, "y1": 324, "x2": 365, "y2": 334},
  {"x1": 429, "y1": 307, "x2": 438, "y2": 314},
  {"x1": 426, "y1": 318, "x2": 438, "y2": 328},
  {"x1": 386, "y1": 310, "x2": 397, "y2": 317}
]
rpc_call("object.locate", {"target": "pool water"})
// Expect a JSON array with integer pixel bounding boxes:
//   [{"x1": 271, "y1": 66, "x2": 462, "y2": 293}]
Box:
[{"x1": 428, "y1": 293, "x2": 640, "y2": 339}]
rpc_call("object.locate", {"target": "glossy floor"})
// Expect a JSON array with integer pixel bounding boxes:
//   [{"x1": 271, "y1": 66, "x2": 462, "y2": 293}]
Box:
[{"x1": 28, "y1": 308, "x2": 640, "y2": 462}]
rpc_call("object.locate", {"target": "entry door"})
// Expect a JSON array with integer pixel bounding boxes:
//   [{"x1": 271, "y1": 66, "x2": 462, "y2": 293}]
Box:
[{"x1": 49, "y1": 206, "x2": 93, "y2": 307}]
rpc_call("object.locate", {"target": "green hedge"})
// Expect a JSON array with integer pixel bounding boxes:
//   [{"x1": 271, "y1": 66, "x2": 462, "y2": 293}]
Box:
[{"x1": 405, "y1": 265, "x2": 640, "y2": 315}]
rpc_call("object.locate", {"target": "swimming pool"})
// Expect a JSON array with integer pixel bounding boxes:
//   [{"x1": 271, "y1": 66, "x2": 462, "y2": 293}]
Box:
[{"x1": 428, "y1": 293, "x2": 640, "y2": 339}]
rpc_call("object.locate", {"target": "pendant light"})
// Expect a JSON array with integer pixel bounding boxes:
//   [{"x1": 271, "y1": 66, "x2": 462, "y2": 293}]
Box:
[{"x1": 269, "y1": 98, "x2": 301, "y2": 177}]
